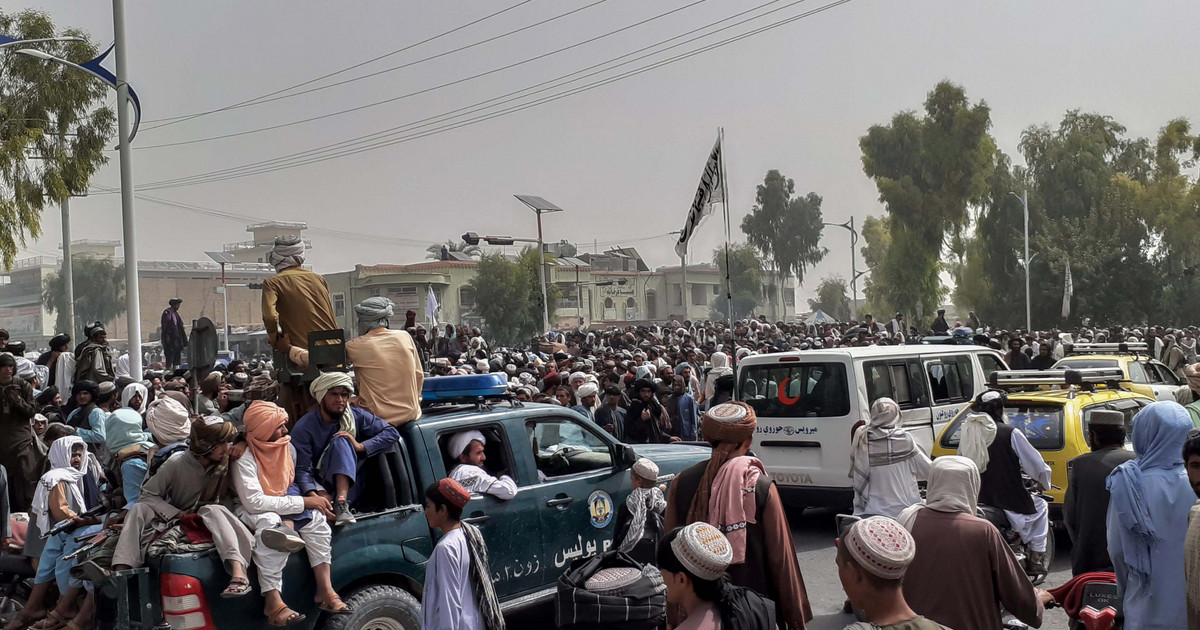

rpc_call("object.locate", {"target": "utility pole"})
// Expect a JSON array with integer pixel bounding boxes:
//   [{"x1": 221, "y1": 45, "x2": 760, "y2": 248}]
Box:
[
  {"x1": 1010, "y1": 189, "x2": 1033, "y2": 332},
  {"x1": 60, "y1": 195, "x2": 74, "y2": 340},
  {"x1": 113, "y1": 0, "x2": 142, "y2": 379}
]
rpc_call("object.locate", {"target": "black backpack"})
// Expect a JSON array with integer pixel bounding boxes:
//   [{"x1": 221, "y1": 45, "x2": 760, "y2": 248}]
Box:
[{"x1": 146, "y1": 442, "x2": 189, "y2": 481}]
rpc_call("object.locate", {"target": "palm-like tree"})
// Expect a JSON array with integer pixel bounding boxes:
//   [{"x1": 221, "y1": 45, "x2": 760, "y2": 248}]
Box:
[{"x1": 426, "y1": 240, "x2": 483, "y2": 260}]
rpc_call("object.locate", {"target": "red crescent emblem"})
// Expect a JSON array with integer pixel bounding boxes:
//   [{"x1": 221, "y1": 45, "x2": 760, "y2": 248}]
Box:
[{"x1": 778, "y1": 377, "x2": 801, "y2": 405}]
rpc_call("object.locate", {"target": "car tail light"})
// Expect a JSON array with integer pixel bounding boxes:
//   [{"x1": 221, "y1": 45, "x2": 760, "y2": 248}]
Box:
[{"x1": 161, "y1": 574, "x2": 215, "y2": 630}]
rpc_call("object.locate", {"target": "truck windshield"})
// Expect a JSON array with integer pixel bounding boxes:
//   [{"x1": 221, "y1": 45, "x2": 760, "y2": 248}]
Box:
[
  {"x1": 939, "y1": 404, "x2": 1065, "y2": 450},
  {"x1": 737, "y1": 362, "x2": 850, "y2": 418}
]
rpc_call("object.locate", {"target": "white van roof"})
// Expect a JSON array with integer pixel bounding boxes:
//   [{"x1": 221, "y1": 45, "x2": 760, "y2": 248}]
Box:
[{"x1": 736, "y1": 344, "x2": 1000, "y2": 367}]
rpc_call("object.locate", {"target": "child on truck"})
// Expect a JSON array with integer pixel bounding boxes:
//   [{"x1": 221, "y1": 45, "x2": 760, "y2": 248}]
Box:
[{"x1": 612, "y1": 458, "x2": 665, "y2": 565}]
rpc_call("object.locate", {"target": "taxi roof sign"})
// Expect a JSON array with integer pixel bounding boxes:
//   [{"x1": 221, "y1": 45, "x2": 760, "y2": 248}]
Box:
[
  {"x1": 1066, "y1": 342, "x2": 1148, "y2": 356},
  {"x1": 989, "y1": 367, "x2": 1127, "y2": 390}
]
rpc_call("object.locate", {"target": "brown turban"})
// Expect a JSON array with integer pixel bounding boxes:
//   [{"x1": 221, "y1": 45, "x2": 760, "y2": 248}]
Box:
[
  {"x1": 685, "y1": 402, "x2": 757, "y2": 525},
  {"x1": 189, "y1": 416, "x2": 237, "y2": 456}
]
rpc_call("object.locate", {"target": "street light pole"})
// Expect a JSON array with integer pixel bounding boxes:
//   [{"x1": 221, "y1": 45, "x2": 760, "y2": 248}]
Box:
[
  {"x1": 60, "y1": 197, "x2": 74, "y2": 338},
  {"x1": 112, "y1": 0, "x2": 142, "y2": 379},
  {"x1": 823, "y1": 218, "x2": 860, "y2": 320},
  {"x1": 1010, "y1": 189, "x2": 1032, "y2": 332}
]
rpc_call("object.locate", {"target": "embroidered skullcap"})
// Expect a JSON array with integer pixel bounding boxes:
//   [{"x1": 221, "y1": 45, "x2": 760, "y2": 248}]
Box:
[
  {"x1": 631, "y1": 458, "x2": 658, "y2": 483},
  {"x1": 843, "y1": 516, "x2": 916, "y2": 580},
  {"x1": 1089, "y1": 409, "x2": 1125, "y2": 427},
  {"x1": 97, "y1": 381, "x2": 117, "y2": 398},
  {"x1": 670, "y1": 522, "x2": 733, "y2": 581},
  {"x1": 449, "y1": 430, "x2": 486, "y2": 460},
  {"x1": 701, "y1": 402, "x2": 757, "y2": 444},
  {"x1": 437, "y1": 478, "x2": 471, "y2": 509},
  {"x1": 584, "y1": 567, "x2": 643, "y2": 595}
]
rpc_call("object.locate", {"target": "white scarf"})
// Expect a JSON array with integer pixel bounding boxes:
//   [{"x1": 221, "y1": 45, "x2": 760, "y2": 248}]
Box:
[
  {"x1": 617, "y1": 486, "x2": 665, "y2": 553},
  {"x1": 31, "y1": 436, "x2": 88, "y2": 534},
  {"x1": 957, "y1": 411, "x2": 998, "y2": 473}
]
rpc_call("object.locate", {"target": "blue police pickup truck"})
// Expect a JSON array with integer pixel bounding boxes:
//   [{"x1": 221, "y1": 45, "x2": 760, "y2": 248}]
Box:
[{"x1": 97, "y1": 375, "x2": 708, "y2": 630}]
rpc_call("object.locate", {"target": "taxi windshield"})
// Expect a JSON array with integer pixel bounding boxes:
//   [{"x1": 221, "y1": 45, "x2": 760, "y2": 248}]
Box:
[
  {"x1": 1054, "y1": 358, "x2": 1120, "y2": 370},
  {"x1": 940, "y1": 404, "x2": 1065, "y2": 450}
]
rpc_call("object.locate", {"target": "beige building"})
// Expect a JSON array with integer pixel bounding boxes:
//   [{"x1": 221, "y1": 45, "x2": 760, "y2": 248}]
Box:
[{"x1": 324, "y1": 248, "x2": 797, "y2": 336}]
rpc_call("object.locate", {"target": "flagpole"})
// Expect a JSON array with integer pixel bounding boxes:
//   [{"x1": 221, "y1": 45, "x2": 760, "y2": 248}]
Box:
[{"x1": 719, "y1": 127, "x2": 735, "y2": 363}]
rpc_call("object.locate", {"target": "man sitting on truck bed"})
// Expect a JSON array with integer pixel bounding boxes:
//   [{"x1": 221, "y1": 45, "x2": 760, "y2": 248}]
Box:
[
  {"x1": 109, "y1": 416, "x2": 257, "y2": 598},
  {"x1": 293, "y1": 372, "x2": 401, "y2": 526},
  {"x1": 447, "y1": 430, "x2": 517, "y2": 501}
]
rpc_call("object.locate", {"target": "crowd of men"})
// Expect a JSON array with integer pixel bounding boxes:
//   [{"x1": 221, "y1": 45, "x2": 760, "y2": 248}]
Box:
[{"x1": 5, "y1": 232, "x2": 1200, "y2": 629}]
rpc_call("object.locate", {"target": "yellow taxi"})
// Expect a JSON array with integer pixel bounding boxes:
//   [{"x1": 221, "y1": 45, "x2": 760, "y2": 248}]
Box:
[
  {"x1": 932, "y1": 368, "x2": 1152, "y2": 513},
  {"x1": 1052, "y1": 342, "x2": 1181, "y2": 401}
]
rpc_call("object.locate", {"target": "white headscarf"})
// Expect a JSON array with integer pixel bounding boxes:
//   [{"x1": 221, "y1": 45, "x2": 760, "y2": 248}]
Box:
[
  {"x1": 146, "y1": 397, "x2": 190, "y2": 445},
  {"x1": 121, "y1": 382, "x2": 148, "y2": 414},
  {"x1": 449, "y1": 430, "x2": 486, "y2": 461},
  {"x1": 849, "y1": 398, "x2": 919, "y2": 511},
  {"x1": 309, "y1": 372, "x2": 356, "y2": 438},
  {"x1": 898, "y1": 455, "x2": 980, "y2": 531},
  {"x1": 268, "y1": 236, "x2": 305, "y2": 272},
  {"x1": 31, "y1": 436, "x2": 88, "y2": 533},
  {"x1": 957, "y1": 392, "x2": 1001, "y2": 472}
]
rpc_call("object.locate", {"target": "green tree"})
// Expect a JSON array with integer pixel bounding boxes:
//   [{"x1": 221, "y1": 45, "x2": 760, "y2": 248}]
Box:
[
  {"x1": 860, "y1": 81, "x2": 995, "y2": 317},
  {"x1": 710, "y1": 242, "x2": 762, "y2": 321},
  {"x1": 858, "y1": 215, "x2": 893, "y2": 317},
  {"x1": 425, "y1": 240, "x2": 482, "y2": 260},
  {"x1": 466, "y1": 248, "x2": 558, "y2": 344},
  {"x1": 807, "y1": 276, "x2": 850, "y2": 322},
  {"x1": 0, "y1": 10, "x2": 115, "y2": 268},
  {"x1": 42, "y1": 256, "x2": 124, "y2": 336},
  {"x1": 740, "y1": 170, "x2": 827, "y2": 316}
]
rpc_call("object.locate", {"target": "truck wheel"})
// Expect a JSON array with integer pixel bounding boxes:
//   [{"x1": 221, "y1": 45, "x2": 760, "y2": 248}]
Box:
[{"x1": 320, "y1": 584, "x2": 421, "y2": 630}]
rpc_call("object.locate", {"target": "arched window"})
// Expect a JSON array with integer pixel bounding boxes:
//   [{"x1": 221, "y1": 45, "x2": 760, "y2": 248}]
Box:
[
  {"x1": 645, "y1": 291, "x2": 658, "y2": 320},
  {"x1": 625, "y1": 297, "x2": 636, "y2": 308},
  {"x1": 604, "y1": 297, "x2": 614, "y2": 308}
]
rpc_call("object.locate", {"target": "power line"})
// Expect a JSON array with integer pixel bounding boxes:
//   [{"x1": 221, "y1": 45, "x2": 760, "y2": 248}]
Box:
[
  {"x1": 133, "y1": 0, "x2": 704, "y2": 149},
  {"x1": 141, "y1": 0, "x2": 538, "y2": 129},
  {"x1": 118, "y1": 0, "x2": 850, "y2": 192}
]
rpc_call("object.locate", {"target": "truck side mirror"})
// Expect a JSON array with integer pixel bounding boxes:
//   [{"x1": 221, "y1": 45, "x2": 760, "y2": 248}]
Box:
[{"x1": 613, "y1": 443, "x2": 638, "y2": 471}]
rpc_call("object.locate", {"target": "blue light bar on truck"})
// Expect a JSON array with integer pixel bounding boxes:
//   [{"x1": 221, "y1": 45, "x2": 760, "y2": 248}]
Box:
[{"x1": 421, "y1": 373, "x2": 510, "y2": 404}]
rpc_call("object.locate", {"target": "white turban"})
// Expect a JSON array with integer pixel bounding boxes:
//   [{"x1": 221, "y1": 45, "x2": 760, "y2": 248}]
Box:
[
  {"x1": 577, "y1": 382, "x2": 599, "y2": 399},
  {"x1": 268, "y1": 236, "x2": 305, "y2": 272},
  {"x1": 449, "y1": 430, "x2": 486, "y2": 461},
  {"x1": 146, "y1": 397, "x2": 190, "y2": 446},
  {"x1": 309, "y1": 371, "x2": 356, "y2": 437}
]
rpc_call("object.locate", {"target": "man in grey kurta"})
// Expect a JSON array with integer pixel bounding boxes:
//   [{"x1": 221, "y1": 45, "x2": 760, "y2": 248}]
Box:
[{"x1": 111, "y1": 418, "x2": 255, "y2": 595}]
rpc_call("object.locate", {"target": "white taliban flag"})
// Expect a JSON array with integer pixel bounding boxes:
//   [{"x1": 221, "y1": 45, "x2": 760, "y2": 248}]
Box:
[
  {"x1": 675, "y1": 134, "x2": 724, "y2": 258},
  {"x1": 426, "y1": 284, "x2": 439, "y2": 331},
  {"x1": 1062, "y1": 261, "x2": 1073, "y2": 319}
]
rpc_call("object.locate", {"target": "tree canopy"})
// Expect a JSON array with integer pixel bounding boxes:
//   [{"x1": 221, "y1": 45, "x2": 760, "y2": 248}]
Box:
[
  {"x1": 808, "y1": 276, "x2": 850, "y2": 322},
  {"x1": 0, "y1": 10, "x2": 115, "y2": 268},
  {"x1": 710, "y1": 242, "x2": 762, "y2": 321},
  {"x1": 466, "y1": 248, "x2": 558, "y2": 344},
  {"x1": 42, "y1": 256, "x2": 124, "y2": 336},
  {"x1": 740, "y1": 170, "x2": 826, "y2": 314}
]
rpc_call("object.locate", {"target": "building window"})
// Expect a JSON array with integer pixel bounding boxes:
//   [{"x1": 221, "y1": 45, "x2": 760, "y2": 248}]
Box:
[
  {"x1": 691, "y1": 284, "x2": 707, "y2": 306},
  {"x1": 646, "y1": 291, "x2": 657, "y2": 320},
  {"x1": 604, "y1": 297, "x2": 614, "y2": 309},
  {"x1": 671, "y1": 283, "x2": 683, "y2": 306},
  {"x1": 333, "y1": 293, "x2": 345, "y2": 318},
  {"x1": 460, "y1": 286, "x2": 476, "y2": 310},
  {"x1": 712, "y1": 284, "x2": 720, "y2": 295}
]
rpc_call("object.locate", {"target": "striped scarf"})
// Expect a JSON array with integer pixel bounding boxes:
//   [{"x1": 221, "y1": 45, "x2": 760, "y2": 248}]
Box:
[{"x1": 462, "y1": 522, "x2": 506, "y2": 630}]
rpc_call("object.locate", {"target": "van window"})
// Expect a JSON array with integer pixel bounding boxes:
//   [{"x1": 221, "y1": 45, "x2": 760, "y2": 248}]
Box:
[
  {"x1": 939, "y1": 403, "x2": 1065, "y2": 450},
  {"x1": 926, "y1": 355, "x2": 974, "y2": 404},
  {"x1": 1127, "y1": 361, "x2": 1149, "y2": 384},
  {"x1": 738, "y1": 362, "x2": 850, "y2": 418},
  {"x1": 863, "y1": 359, "x2": 929, "y2": 409},
  {"x1": 978, "y1": 353, "x2": 1005, "y2": 382}
]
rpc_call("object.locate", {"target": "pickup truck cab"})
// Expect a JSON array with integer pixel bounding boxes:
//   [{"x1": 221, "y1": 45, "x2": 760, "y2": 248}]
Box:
[{"x1": 98, "y1": 375, "x2": 709, "y2": 629}]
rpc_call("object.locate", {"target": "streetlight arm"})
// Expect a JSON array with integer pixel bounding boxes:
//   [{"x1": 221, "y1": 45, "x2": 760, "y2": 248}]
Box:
[{"x1": 15, "y1": 45, "x2": 142, "y2": 141}]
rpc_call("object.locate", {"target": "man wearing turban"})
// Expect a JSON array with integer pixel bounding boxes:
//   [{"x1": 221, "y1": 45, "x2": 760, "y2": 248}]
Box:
[
  {"x1": 344, "y1": 297, "x2": 424, "y2": 425},
  {"x1": 664, "y1": 402, "x2": 812, "y2": 630},
  {"x1": 262, "y1": 235, "x2": 338, "y2": 420},
  {"x1": 109, "y1": 417, "x2": 256, "y2": 599},
  {"x1": 292, "y1": 371, "x2": 401, "y2": 526}
]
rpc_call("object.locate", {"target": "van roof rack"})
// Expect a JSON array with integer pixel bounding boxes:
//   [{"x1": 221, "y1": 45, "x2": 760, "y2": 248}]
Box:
[
  {"x1": 989, "y1": 368, "x2": 1126, "y2": 396},
  {"x1": 1066, "y1": 342, "x2": 1148, "y2": 357}
]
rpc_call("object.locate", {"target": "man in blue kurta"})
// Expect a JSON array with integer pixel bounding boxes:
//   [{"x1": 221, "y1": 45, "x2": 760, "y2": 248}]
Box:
[
  {"x1": 293, "y1": 372, "x2": 400, "y2": 526},
  {"x1": 1106, "y1": 401, "x2": 1195, "y2": 630}
]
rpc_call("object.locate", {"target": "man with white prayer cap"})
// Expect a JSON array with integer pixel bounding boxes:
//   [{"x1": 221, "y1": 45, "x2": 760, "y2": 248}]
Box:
[
  {"x1": 836, "y1": 516, "x2": 951, "y2": 630},
  {"x1": 447, "y1": 430, "x2": 517, "y2": 501}
]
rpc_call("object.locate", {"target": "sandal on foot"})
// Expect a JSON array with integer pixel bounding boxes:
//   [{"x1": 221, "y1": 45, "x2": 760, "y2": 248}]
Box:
[
  {"x1": 266, "y1": 605, "x2": 306, "y2": 628},
  {"x1": 220, "y1": 577, "x2": 252, "y2": 598},
  {"x1": 317, "y1": 594, "x2": 352, "y2": 615},
  {"x1": 31, "y1": 612, "x2": 69, "y2": 630},
  {"x1": 5, "y1": 611, "x2": 46, "y2": 630}
]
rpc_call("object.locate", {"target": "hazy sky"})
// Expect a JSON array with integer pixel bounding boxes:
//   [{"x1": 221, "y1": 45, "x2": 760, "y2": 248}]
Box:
[{"x1": 12, "y1": 0, "x2": 1200, "y2": 305}]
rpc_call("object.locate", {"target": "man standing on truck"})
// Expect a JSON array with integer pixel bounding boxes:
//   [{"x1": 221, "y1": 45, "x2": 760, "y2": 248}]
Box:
[
  {"x1": 262, "y1": 235, "x2": 338, "y2": 420},
  {"x1": 664, "y1": 402, "x2": 812, "y2": 630},
  {"x1": 108, "y1": 417, "x2": 257, "y2": 599},
  {"x1": 344, "y1": 297, "x2": 425, "y2": 426},
  {"x1": 293, "y1": 372, "x2": 401, "y2": 526},
  {"x1": 447, "y1": 430, "x2": 517, "y2": 500}
]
